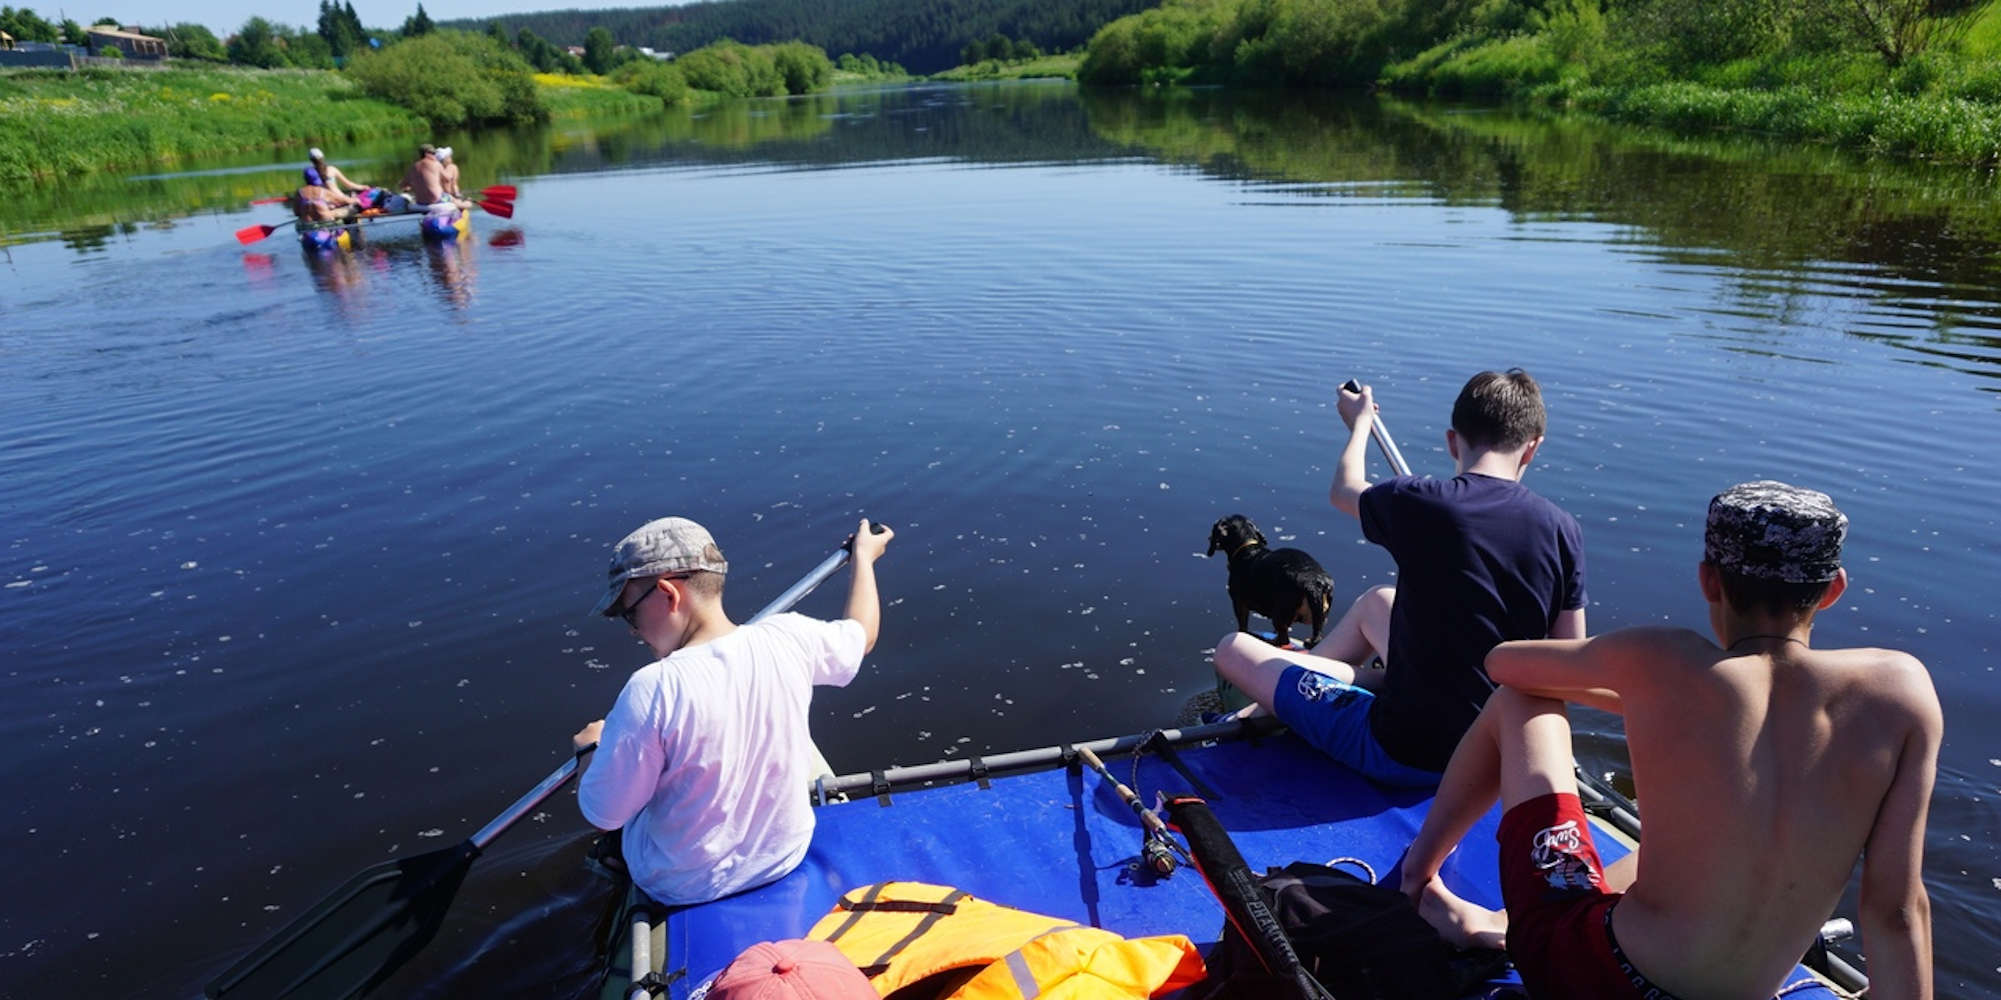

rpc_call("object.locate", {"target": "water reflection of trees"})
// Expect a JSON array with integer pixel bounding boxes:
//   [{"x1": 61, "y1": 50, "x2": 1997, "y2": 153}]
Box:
[
  {"x1": 1076, "y1": 88, "x2": 2001, "y2": 382},
  {"x1": 16, "y1": 82, "x2": 2001, "y2": 383}
]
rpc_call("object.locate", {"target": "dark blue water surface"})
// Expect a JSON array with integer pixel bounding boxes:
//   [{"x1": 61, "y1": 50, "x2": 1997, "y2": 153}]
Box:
[{"x1": 3, "y1": 83, "x2": 1998, "y2": 997}]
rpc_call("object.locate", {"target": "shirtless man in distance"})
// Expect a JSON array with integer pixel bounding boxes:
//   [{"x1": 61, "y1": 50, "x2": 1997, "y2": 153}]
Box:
[
  {"x1": 1400, "y1": 481, "x2": 1939, "y2": 1000},
  {"x1": 397, "y1": 144, "x2": 468, "y2": 214}
]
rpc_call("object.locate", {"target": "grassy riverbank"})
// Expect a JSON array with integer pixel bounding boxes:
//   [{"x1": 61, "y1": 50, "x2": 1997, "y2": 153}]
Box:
[
  {"x1": 931, "y1": 53, "x2": 1082, "y2": 81},
  {"x1": 0, "y1": 66, "x2": 425, "y2": 185},
  {"x1": 1381, "y1": 5, "x2": 2001, "y2": 163},
  {"x1": 1079, "y1": 0, "x2": 2001, "y2": 165}
]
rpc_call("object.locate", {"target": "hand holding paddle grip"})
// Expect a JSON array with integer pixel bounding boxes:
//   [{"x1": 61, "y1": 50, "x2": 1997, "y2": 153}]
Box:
[{"x1": 843, "y1": 520, "x2": 891, "y2": 552}]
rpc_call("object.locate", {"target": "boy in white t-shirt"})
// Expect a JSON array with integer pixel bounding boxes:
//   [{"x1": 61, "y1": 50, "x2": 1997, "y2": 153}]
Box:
[{"x1": 573, "y1": 515, "x2": 892, "y2": 905}]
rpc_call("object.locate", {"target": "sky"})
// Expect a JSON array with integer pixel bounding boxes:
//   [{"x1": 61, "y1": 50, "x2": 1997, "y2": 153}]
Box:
[{"x1": 67, "y1": 0, "x2": 680, "y2": 35}]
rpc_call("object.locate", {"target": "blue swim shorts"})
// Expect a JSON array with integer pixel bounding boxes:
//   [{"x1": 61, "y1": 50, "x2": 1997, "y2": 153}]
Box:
[{"x1": 1272, "y1": 665, "x2": 1444, "y2": 789}]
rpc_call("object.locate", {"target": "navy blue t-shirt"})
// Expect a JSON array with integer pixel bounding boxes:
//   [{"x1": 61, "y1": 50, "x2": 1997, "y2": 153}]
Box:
[{"x1": 1359, "y1": 473, "x2": 1587, "y2": 773}]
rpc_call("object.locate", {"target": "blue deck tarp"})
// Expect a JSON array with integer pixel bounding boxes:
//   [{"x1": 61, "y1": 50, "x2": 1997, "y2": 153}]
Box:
[{"x1": 659, "y1": 731, "x2": 1841, "y2": 999}]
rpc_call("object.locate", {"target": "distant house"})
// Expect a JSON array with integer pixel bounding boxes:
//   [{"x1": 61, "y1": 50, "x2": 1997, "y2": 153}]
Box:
[
  {"x1": 636, "y1": 46, "x2": 673, "y2": 60},
  {"x1": 1, "y1": 30, "x2": 15, "y2": 50},
  {"x1": 85, "y1": 25, "x2": 167, "y2": 59},
  {"x1": 565, "y1": 44, "x2": 585, "y2": 57}
]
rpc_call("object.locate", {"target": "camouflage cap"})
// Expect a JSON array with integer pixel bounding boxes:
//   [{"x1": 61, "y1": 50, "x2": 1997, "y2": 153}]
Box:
[
  {"x1": 1704, "y1": 481, "x2": 1847, "y2": 584},
  {"x1": 590, "y1": 516, "x2": 728, "y2": 616}
]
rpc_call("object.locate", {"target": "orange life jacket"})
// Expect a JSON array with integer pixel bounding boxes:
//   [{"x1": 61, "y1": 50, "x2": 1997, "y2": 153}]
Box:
[{"x1": 807, "y1": 881, "x2": 1205, "y2": 1000}]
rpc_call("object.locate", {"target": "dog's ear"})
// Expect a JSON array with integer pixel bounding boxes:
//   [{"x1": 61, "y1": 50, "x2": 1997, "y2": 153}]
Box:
[{"x1": 1206, "y1": 522, "x2": 1223, "y2": 556}]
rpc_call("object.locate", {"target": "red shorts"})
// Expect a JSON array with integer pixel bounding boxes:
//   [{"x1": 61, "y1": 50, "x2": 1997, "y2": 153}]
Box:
[{"x1": 1497, "y1": 793, "x2": 1682, "y2": 1000}]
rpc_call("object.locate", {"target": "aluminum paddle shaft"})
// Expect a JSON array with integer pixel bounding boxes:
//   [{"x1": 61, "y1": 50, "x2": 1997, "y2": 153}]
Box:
[{"x1": 1341, "y1": 378, "x2": 1412, "y2": 478}]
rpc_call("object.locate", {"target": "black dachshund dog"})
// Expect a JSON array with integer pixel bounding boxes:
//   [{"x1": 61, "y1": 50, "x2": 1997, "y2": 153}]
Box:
[{"x1": 1206, "y1": 514, "x2": 1335, "y2": 648}]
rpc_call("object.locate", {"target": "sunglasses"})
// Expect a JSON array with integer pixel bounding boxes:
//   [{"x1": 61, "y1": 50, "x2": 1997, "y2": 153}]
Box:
[{"x1": 615, "y1": 574, "x2": 693, "y2": 627}]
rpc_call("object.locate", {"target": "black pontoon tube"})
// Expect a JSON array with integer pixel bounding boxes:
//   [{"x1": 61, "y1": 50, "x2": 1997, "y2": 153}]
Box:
[{"x1": 813, "y1": 719, "x2": 1274, "y2": 801}]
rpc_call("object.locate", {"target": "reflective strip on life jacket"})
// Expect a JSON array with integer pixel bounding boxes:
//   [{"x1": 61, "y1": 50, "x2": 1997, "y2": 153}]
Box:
[{"x1": 948, "y1": 926, "x2": 1205, "y2": 1000}]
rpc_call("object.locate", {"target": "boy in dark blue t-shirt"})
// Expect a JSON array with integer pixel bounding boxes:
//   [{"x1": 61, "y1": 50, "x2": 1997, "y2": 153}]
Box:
[{"x1": 1213, "y1": 369, "x2": 1588, "y2": 785}]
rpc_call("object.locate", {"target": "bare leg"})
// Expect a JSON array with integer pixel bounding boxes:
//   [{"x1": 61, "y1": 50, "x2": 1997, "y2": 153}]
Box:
[
  {"x1": 1310, "y1": 586, "x2": 1394, "y2": 688},
  {"x1": 1213, "y1": 631, "x2": 1360, "y2": 718},
  {"x1": 1398, "y1": 687, "x2": 1579, "y2": 950},
  {"x1": 1602, "y1": 851, "x2": 1639, "y2": 893}
]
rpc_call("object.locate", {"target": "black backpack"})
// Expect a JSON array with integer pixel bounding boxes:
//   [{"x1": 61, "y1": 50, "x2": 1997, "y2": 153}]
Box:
[{"x1": 1187, "y1": 860, "x2": 1511, "y2": 1000}]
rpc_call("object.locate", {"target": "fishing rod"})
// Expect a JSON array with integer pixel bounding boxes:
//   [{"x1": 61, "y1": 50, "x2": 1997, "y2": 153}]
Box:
[
  {"x1": 1075, "y1": 744, "x2": 1192, "y2": 875},
  {"x1": 207, "y1": 522, "x2": 887, "y2": 1000}
]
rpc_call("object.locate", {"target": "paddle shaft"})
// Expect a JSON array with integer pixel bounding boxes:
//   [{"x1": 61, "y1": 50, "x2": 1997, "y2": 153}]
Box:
[
  {"x1": 1340, "y1": 378, "x2": 1412, "y2": 477},
  {"x1": 474, "y1": 523, "x2": 887, "y2": 849}
]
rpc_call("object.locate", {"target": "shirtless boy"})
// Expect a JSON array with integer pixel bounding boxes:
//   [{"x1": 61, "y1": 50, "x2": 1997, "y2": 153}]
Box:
[
  {"x1": 396, "y1": 144, "x2": 470, "y2": 215},
  {"x1": 1401, "y1": 481, "x2": 1939, "y2": 1000}
]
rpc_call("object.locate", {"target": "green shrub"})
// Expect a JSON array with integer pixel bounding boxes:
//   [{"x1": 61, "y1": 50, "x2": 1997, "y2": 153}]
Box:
[
  {"x1": 676, "y1": 39, "x2": 789, "y2": 96},
  {"x1": 610, "y1": 59, "x2": 690, "y2": 105},
  {"x1": 771, "y1": 41, "x2": 833, "y2": 94},
  {"x1": 1078, "y1": 0, "x2": 1234, "y2": 85},
  {"x1": 346, "y1": 30, "x2": 546, "y2": 126}
]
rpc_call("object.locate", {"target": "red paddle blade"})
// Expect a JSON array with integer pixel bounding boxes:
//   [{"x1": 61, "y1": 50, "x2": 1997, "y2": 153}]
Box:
[
  {"x1": 235, "y1": 223, "x2": 279, "y2": 245},
  {"x1": 476, "y1": 199, "x2": 514, "y2": 219},
  {"x1": 479, "y1": 185, "x2": 517, "y2": 200},
  {"x1": 250, "y1": 196, "x2": 289, "y2": 205}
]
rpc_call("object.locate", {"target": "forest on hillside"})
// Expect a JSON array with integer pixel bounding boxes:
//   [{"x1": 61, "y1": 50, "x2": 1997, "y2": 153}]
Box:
[{"x1": 437, "y1": 0, "x2": 1154, "y2": 73}]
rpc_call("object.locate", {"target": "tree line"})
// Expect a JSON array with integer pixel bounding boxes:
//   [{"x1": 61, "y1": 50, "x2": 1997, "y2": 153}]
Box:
[
  {"x1": 1076, "y1": 0, "x2": 1995, "y2": 87},
  {"x1": 437, "y1": 0, "x2": 1152, "y2": 73}
]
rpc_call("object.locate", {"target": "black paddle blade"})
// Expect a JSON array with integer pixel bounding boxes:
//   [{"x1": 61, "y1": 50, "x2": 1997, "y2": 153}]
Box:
[{"x1": 206, "y1": 841, "x2": 478, "y2": 1000}]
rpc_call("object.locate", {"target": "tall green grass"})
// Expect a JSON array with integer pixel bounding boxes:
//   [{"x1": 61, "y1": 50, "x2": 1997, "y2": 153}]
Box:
[{"x1": 0, "y1": 67, "x2": 424, "y2": 185}]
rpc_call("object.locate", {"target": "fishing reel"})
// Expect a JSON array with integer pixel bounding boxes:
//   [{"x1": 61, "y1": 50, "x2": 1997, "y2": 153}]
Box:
[{"x1": 1141, "y1": 834, "x2": 1179, "y2": 876}]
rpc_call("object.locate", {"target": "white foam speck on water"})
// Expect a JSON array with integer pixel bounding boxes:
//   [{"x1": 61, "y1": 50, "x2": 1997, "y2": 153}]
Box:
[
  {"x1": 1989, "y1": 759, "x2": 1999, "y2": 767},
  {"x1": 4, "y1": 580, "x2": 29, "y2": 589},
  {"x1": 181, "y1": 562, "x2": 197, "y2": 569},
  {"x1": 456, "y1": 678, "x2": 469, "y2": 687},
  {"x1": 1158, "y1": 483, "x2": 1170, "y2": 490},
  {"x1": 86, "y1": 933, "x2": 99, "y2": 941},
  {"x1": 407, "y1": 621, "x2": 422, "y2": 628},
  {"x1": 418, "y1": 828, "x2": 444, "y2": 838}
]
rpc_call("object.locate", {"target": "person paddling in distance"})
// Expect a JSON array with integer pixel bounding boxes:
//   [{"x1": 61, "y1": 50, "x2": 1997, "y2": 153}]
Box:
[
  {"x1": 306, "y1": 147, "x2": 369, "y2": 197},
  {"x1": 293, "y1": 167, "x2": 356, "y2": 223},
  {"x1": 390, "y1": 143, "x2": 470, "y2": 216},
  {"x1": 1212, "y1": 369, "x2": 1587, "y2": 787},
  {"x1": 1401, "y1": 481, "x2": 1940, "y2": 1000},
  {"x1": 572, "y1": 517, "x2": 893, "y2": 906},
  {"x1": 435, "y1": 146, "x2": 462, "y2": 200}
]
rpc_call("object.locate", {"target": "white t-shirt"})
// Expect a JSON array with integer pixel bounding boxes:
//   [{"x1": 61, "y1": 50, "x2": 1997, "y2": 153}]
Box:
[{"x1": 578, "y1": 613, "x2": 866, "y2": 904}]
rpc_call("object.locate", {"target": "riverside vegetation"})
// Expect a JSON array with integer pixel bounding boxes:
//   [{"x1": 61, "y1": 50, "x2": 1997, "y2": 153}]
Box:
[
  {"x1": 1077, "y1": 0, "x2": 2001, "y2": 164},
  {"x1": 0, "y1": 4, "x2": 841, "y2": 186}
]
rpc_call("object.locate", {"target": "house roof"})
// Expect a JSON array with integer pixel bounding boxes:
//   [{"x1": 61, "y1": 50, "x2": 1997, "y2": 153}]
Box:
[{"x1": 86, "y1": 26, "x2": 166, "y2": 42}]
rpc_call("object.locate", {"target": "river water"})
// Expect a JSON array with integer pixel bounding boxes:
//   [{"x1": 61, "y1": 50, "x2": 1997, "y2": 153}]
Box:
[{"x1": 2, "y1": 82, "x2": 1997, "y2": 997}]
